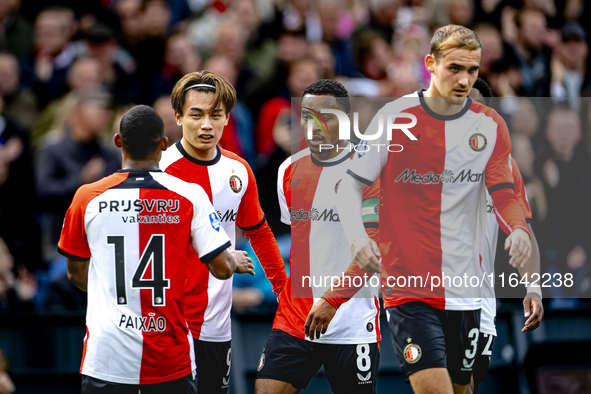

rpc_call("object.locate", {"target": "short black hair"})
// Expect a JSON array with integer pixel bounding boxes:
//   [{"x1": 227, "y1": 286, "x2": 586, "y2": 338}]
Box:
[
  {"x1": 302, "y1": 79, "x2": 351, "y2": 114},
  {"x1": 472, "y1": 78, "x2": 493, "y2": 106},
  {"x1": 119, "y1": 105, "x2": 164, "y2": 160}
]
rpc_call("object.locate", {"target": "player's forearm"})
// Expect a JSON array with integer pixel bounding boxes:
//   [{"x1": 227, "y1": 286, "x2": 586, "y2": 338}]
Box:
[
  {"x1": 66, "y1": 258, "x2": 89, "y2": 292},
  {"x1": 490, "y1": 188, "x2": 530, "y2": 236},
  {"x1": 244, "y1": 222, "x2": 288, "y2": 295},
  {"x1": 518, "y1": 224, "x2": 541, "y2": 295},
  {"x1": 337, "y1": 175, "x2": 368, "y2": 247}
]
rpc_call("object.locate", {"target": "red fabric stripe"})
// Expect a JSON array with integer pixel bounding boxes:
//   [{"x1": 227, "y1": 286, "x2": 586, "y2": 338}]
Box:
[
  {"x1": 79, "y1": 326, "x2": 89, "y2": 373},
  {"x1": 273, "y1": 156, "x2": 322, "y2": 337},
  {"x1": 164, "y1": 158, "x2": 212, "y2": 339},
  {"x1": 138, "y1": 188, "x2": 193, "y2": 384},
  {"x1": 373, "y1": 297, "x2": 381, "y2": 344},
  {"x1": 381, "y1": 105, "x2": 446, "y2": 309}
]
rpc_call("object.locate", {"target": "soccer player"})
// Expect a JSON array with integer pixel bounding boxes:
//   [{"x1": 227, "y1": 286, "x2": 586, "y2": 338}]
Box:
[
  {"x1": 254, "y1": 79, "x2": 381, "y2": 394},
  {"x1": 58, "y1": 105, "x2": 247, "y2": 393},
  {"x1": 335, "y1": 25, "x2": 532, "y2": 394},
  {"x1": 161, "y1": 71, "x2": 288, "y2": 394},
  {"x1": 468, "y1": 79, "x2": 544, "y2": 394}
]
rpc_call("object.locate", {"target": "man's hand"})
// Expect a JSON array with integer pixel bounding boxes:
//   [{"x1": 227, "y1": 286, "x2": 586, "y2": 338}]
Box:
[
  {"x1": 522, "y1": 293, "x2": 544, "y2": 332},
  {"x1": 504, "y1": 228, "x2": 532, "y2": 268},
  {"x1": 231, "y1": 250, "x2": 255, "y2": 275},
  {"x1": 305, "y1": 298, "x2": 337, "y2": 341},
  {"x1": 351, "y1": 237, "x2": 381, "y2": 273}
]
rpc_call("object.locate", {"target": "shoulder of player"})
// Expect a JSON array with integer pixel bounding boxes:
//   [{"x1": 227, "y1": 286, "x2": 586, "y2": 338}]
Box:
[
  {"x1": 279, "y1": 148, "x2": 310, "y2": 172},
  {"x1": 151, "y1": 172, "x2": 209, "y2": 202},
  {"x1": 218, "y1": 147, "x2": 254, "y2": 174},
  {"x1": 159, "y1": 142, "x2": 183, "y2": 171},
  {"x1": 72, "y1": 172, "x2": 129, "y2": 208},
  {"x1": 468, "y1": 100, "x2": 506, "y2": 126},
  {"x1": 376, "y1": 93, "x2": 421, "y2": 115}
]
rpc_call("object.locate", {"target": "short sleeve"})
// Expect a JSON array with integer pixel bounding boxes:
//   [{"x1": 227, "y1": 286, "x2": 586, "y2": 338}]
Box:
[
  {"x1": 191, "y1": 187, "x2": 232, "y2": 264},
  {"x1": 485, "y1": 115, "x2": 514, "y2": 192},
  {"x1": 511, "y1": 158, "x2": 532, "y2": 222},
  {"x1": 58, "y1": 187, "x2": 91, "y2": 261},
  {"x1": 236, "y1": 162, "x2": 266, "y2": 231},
  {"x1": 277, "y1": 157, "x2": 291, "y2": 225},
  {"x1": 346, "y1": 109, "x2": 389, "y2": 185}
]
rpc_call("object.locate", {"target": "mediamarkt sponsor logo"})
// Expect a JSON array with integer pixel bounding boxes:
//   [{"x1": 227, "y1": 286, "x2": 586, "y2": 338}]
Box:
[
  {"x1": 216, "y1": 209, "x2": 237, "y2": 222},
  {"x1": 290, "y1": 208, "x2": 340, "y2": 222},
  {"x1": 395, "y1": 169, "x2": 484, "y2": 184}
]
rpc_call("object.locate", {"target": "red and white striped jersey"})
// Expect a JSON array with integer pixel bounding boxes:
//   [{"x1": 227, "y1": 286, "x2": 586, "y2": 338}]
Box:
[
  {"x1": 481, "y1": 158, "x2": 532, "y2": 335},
  {"x1": 57, "y1": 170, "x2": 231, "y2": 384},
  {"x1": 160, "y1": 142, "x2": 265, "y2": 341},
  {"x1": 348, "y1": 90, "x2": 528, "y2": 311},
  {"x1": 275, "y1": 146, "x2": 381, "y2": 344}
]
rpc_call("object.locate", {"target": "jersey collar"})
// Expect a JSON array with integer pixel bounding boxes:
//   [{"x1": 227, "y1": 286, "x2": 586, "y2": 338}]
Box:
[
  {"x1": 418, "y1": 89, "x2": 472, "y2": 121},
  {"x1": 176, "y1": 140, "x2": 222, "y2": 166}
]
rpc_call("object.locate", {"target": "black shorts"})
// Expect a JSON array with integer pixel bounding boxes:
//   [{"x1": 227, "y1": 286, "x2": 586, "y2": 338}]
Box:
[
  {"x1": 473, "y1": 332, "x2": 495, "y2": 388},
  {"x1": 256, "y1": 329, "x2": 380, "y2": 393},
  {"x1": 387, "y1": 302, "x2": 481, "y2": 385},
  {"x1": 81, "y1": 373, "x2": 197, "y2": 394},
  {"x1": 193, "y1": 339, "x2": 232, "y2": 394}
]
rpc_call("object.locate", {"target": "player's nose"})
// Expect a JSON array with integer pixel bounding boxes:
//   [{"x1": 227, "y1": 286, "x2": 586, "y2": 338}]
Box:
[{"x1": 201, "y1": 116, "x2": 213, "y2": 129}]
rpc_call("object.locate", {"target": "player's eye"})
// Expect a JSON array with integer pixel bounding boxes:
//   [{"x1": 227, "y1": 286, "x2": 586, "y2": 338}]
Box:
[
  {"x1": 450, "y1": 66, "x2": 460, "y2": 72},
  {"x1": 302, "y1": 114, "x2": 310, "y2": 120}
]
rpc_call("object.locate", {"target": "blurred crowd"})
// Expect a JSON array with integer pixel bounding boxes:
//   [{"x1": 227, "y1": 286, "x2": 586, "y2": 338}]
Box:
[{"x1": 0, "y1": 0, "x2": 590, "y2": 316}]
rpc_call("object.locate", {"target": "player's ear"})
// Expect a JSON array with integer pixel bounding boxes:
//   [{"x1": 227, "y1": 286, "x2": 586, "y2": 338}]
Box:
[
  {"x1": 160, "y1": 136, "x2": 169, "y2": 151},
  {"x1": 114, "y1": 133, "x2": 122, "y2": 148},
  {"x1": 425, "y1": 54, "x2": 435, "y2": 73},
  {"x1": 224, "y1": 114, "x2": 230, "y2": 126},
  {"x1": 175, "y1": 111, "x2": 183, "y2": 126}
]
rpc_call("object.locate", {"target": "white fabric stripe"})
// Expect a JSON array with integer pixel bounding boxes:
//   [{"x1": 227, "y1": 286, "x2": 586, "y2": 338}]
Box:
[
  {"x1": 82, "y1": 188, "x2": 143, "y2": 384},
  {"x1": 305, "y1": 160, "x2": 379, "y2": 344}
]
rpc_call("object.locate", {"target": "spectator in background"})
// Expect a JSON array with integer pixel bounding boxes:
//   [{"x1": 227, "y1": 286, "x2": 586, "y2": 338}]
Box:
[
  {"x1": 114, "y1": 0, "x2": 143, "y2": 48},
  {"x1": 511, "y1": 7, "x2": 552, "y2": 96},
  {"x1": 0, "y1": 236, "x2": 36, "y2": 315},
  {"x1": 0, "y1": 348, "x2": 14, "y2": 393},
  {"x1": 203, "y1": 55, "x2": 257, "y2": 168},
  {"x1": 0, "y1": 53, "x2": 37, "y2": 131},
  {"x1": 550, "y1": 21, "x2": 590, "y2": 112},
  {"x1": 319, "y1": 0, "x2": 357, "y2": 77},
  {"x1": 26, "y1": 7, "x2": 77, "y2": 108},
  {"x1": 0, "y1": 95, "x2": 41, "y2": 273},
  {"x1": 509, "y1": 97, "x2": 545, "y2": 154},
  {"x1": 256, "y1": 57, "x2": 319, "y2": 235},
  {"x1": 152, "y1": 95, "x2": 182, "y2": 147},
  {"x1": 389, "y1": 23, "x2": 430, "y2": 95},
  {"x1": 538, "y1": 105, "x2": 591, "y2": 297},
  {"x1": 308, "y1": 41, "x2": 336, "y2": 79},
  {"x1": 0, "y1": 0, "x2": 33, "y2": 60},
  {"x1": 75, "y1": 22, "x2": 138, "y2": 105},
  {"x1": 244, "y1": 29, "x2": 309, "y2": 120},
  {"x1": 355, "y1": 0, "x2": 401, "y2": 45},
  {"x1": 347, "y1": 30, "x2": 392, "y2": 96},
  {"x1": 448, "y1": 0, "x2": 475, "y2": 28},
  {"x1": 151, "y1": 31, "x2": 201, "y2": 102},
  {"x1": 473, "y1": 23, "x2": 504, "y2": 82},
  {"x1": 36, "y1": 90, "x2": 120, "y2": 259},
  {"x1": 130, "y1": 0, "x2": 171, "y2": 100},
  {"x1": 511, "y1": 133, "x2": 547, "y2": 227},
  {"x1": 33, "y1": 57, "x2": 102, "y2": 149}
]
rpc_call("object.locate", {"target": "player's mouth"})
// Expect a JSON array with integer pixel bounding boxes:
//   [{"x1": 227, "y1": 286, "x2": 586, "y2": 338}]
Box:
[
  {"x1": 453, "y1": 89, "x2": 467, "y2": 96},
  {"x1": 198, "y1": 134, "x2": 215, "y2": 143},
  {"x1": 308, "y1": 136, "x2": 324, "y2": 147}
]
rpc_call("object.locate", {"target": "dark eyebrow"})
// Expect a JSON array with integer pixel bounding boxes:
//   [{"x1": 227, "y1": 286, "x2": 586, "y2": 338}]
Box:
[{"x1": 188, "y1": 107, "x2": 204, "y2": 112}]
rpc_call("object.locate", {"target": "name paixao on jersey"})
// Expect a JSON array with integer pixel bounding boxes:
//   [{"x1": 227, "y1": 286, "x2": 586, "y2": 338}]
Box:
[
  {"x1": 98, "y1": 199, "x2": 181, "y2": 223},
  {"x1": 118, "y1": 312, "x2": 167, "y2": 333},
  {"x1": 395, "y1": 168, "x2": 484, "y2": 184}
]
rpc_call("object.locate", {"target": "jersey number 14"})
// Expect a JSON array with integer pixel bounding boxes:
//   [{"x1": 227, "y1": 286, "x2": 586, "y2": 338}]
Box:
[{"x1": 107, "y1": 235, "x2": 170, "y2": 306}]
